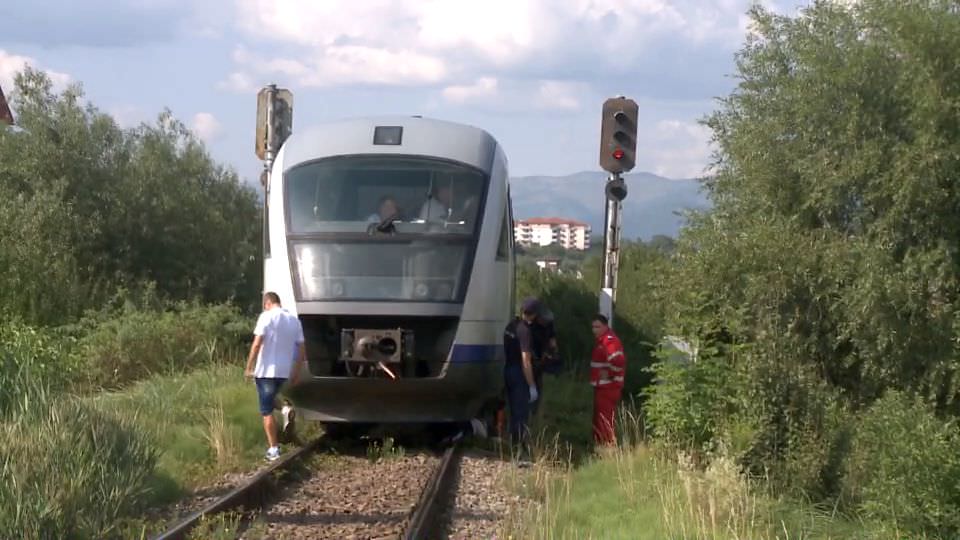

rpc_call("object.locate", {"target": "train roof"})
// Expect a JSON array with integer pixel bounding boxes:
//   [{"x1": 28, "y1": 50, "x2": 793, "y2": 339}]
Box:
[{"x1": 279, "y1": 116, "x2": 502, "y2": 173}]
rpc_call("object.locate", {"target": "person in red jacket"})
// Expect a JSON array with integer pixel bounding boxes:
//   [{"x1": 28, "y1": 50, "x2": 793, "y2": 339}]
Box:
[{"x1": 590, "y1": 313, "x2": 625, "y2": 446}]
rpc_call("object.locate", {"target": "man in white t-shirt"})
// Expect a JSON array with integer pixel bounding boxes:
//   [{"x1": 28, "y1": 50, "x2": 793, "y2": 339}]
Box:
[{"x1": 244, "y1": 292, "x2": 306, "y2": 461}]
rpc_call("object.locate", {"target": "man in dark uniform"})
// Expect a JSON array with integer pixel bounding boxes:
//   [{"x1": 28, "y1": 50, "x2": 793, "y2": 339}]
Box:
[
  {"x1": 529, "y1": 304, "x2": 558, "y2": 418},
  {"x1": 503, "y1": 297, "x2": 546, "y2": 452}
]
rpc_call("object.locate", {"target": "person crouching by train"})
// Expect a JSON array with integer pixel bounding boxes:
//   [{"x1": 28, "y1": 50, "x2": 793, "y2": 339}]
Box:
[
  {"x1": 503, "y1": 298, "x2": 547, "y2": 458},
  {"x1": 530, "y1": 302, "x2": 560, "y2": 419},
  {"x1": 590, "y1": 314, "x2": 626, "y2": 447},
  {"x1": 244, "y1": 292, "x2": 307, "y2": 462}
]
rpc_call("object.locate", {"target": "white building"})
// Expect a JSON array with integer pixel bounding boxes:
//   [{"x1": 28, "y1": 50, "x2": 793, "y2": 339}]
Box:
[{"x1": 514, "y1": 217, "x2": 591, "y2": 251}]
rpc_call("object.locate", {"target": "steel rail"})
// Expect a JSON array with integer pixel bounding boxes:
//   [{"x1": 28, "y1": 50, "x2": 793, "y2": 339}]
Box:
[
  {"x1": 151, "y1": 436, "x2": 323, "y2": 540},
  {"x1": 403, "y1": 443, "x2": 461, "y2": 540}
]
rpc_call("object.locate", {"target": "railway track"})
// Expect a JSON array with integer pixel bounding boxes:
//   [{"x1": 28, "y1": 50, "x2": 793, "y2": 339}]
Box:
[{"x1": 151, "y1": 435, "x2": 461, "y2": 540}]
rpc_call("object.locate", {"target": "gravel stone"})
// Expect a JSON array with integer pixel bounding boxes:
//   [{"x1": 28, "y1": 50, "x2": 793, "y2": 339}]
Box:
[{"x1": 444, "y1": 450, "x2": 515, "y2": 540}]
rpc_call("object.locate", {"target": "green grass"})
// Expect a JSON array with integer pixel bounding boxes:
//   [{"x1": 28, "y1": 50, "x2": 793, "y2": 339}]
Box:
[
  {"x1": 501, "y1": 372, "x2": 909, "y2": 539},
  {"x1": 88, "y1": 360, "x2": 314, "y2": 508},
  {"x1": 0, "y1": 396, "x2": 158, "y2": 539}
]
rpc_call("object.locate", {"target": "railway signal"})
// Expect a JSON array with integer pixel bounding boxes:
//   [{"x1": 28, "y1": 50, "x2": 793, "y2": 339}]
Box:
[
  {"x1": 256, "y1": 84, "x2": 294, "y2": 260},
  {"x1": 256, "y1": 84, "x2": 293, "y2": 165},
  {"x1": 597, "y1": 96, "x2": 638, "y2": 327},
  {"x1": 598, "y1": 96, "x2": 638, "y2": 174}
]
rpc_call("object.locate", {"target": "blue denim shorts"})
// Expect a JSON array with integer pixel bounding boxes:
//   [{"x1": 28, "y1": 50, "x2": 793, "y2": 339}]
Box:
[{"x1": 255, "y1": 377, "x2": 288, "y2": 415}]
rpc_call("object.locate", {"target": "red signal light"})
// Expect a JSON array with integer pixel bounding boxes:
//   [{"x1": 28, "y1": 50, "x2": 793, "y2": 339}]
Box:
[{"x1": 612, "y1": 148, "x2": 625, "y2": 160}]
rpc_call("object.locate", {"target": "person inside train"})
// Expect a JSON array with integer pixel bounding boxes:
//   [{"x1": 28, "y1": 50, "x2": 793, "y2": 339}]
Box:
[
  {"x1": 418, "y1": 184, "x2": 453, "y2": 222},
  {"x1": 367, "y1": 195, "x2": 402, "y2": 223}
]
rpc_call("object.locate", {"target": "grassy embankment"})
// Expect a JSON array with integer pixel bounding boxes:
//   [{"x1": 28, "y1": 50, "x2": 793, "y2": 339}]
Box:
[
  {"x1": 499, "y1": 374, "x2": 908, "y2": 540},
  {"x1": 0, "y1": 304, "x2": 318, "y2": 539}
]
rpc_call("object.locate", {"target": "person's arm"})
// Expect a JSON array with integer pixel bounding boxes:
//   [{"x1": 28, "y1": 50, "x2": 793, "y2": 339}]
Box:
[
  {"x1": 290, "y1": 342, "x2": 307, "y2": 384},
  {"x1": 606, "y1": 339, "x2": 625, "y2": 378},
  {"x1": 246, "y1": 313, "x2": 268, "y2": 378},
  {"x1": 290, "y1": 322, "x2": 307, "y2": 384},
  {"x1": 540, "y1": 320, "x2": 557, "y2": 356},
  {"x1": 245, "y1": 335, "x2": 263, "y2": 378},
  {"x1": 522, "y1": 351, "x2": 535, "y2": 386},
  {"x1": 517, "y1": 324, "x2": 536, "y2": 388}
]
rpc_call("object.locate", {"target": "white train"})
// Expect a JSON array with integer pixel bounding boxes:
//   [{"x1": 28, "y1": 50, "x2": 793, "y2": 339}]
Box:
[{"x1": 264, "y1": 116, "x2": 515, "y2": 424}]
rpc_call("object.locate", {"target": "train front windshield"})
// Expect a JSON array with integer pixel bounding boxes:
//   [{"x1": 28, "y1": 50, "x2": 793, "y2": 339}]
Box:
[{"x1": 284, "y1": 156, "x2": 488, "y2": 302}]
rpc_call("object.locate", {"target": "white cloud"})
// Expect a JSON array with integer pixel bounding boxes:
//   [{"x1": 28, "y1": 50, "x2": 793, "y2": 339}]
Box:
[
  {"x1": 0, "y1": 49, "x2": 71, "y2": 94},
  {"x1": 228, "y1": 44, "x2": 446, "y2": 88},
  {"x1": 644, "y1": 119, "x2": 714, "y2": 179},
  {"x1": 441, "y1": 77, "x2": 498, "y2": 104},
  {"x1": 218, "y1": 71, "x2": 256, "y2": 92},
  {"x1": 227, "y1": 0, "x2": 752, "y2": 91},
  {"x1": 191, "y1": 112, "x2": 223, "y2": 142},
  {"x1": 535, "y1": 81, "x2": 582, "y2": 111}
]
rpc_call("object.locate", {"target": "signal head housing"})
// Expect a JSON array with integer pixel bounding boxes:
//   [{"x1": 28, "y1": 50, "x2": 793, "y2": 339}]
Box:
[{"x1": 599, "y1": 97, "x2": 638, "y2": 174}]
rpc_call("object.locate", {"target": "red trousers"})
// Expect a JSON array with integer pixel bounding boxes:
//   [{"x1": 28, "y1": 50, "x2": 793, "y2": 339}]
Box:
[{"x1": 592, "y1": 385, "x2": 621, "y2": 445}]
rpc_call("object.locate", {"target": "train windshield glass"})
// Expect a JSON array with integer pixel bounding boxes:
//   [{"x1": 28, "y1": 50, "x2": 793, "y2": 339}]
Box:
[
  {"x1": 285, "y1": 156, "x2": 486, "y2": 235},
  {"x1": 284, "y1": 156, "x2": 488, "y2": 302}
]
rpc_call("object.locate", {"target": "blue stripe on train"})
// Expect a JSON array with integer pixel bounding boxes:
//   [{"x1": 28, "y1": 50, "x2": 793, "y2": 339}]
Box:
[{"x1": 449, "y1": 344, "x2": 501, "y2": 363}]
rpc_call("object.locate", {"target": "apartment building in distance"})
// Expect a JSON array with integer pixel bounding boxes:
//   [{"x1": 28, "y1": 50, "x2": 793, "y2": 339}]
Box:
[{"x1": 514, "y1": 217, "x2": 592, "y2": 251}]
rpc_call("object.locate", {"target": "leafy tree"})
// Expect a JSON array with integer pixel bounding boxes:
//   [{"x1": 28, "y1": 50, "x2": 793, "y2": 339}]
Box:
[
  {"x1": 0, "y1": 68, "x2": 261, "y2": 325},
  {"x1": 646, "y1": 0, "x2": 960, "y2": 522}
]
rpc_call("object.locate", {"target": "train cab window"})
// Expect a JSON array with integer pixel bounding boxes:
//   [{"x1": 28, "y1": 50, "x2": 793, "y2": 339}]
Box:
[
  {"x1": 283, "y1": 156, "x2": 490, "y2": 303},
  {"x1": 285, "y1": 156, "x2": 486, "y2": 236}
]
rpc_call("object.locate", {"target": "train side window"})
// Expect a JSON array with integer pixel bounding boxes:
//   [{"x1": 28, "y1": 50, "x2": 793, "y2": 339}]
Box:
[{"x1": 496, "y1": 207, "x2": 510, "y2": 260}]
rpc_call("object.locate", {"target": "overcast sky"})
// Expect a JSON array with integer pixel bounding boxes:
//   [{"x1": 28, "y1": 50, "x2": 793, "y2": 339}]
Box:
[{"x1": 1, "y1": 0, "x2": 799, "y2": 184}]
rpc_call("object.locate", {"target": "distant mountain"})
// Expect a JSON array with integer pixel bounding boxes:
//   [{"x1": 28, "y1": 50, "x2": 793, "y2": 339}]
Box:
[{"x1": 509, "y1": 171, "x2": 711, "y2": 241}]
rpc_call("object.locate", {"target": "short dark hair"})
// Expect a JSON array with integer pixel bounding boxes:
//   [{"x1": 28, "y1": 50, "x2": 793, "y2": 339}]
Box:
[
  {"x1": 594, "y1": 313, "x2": 608, "y2": 326},
  {"x1": 263, "y1": 291, "x2": 281, "y2": 305}
]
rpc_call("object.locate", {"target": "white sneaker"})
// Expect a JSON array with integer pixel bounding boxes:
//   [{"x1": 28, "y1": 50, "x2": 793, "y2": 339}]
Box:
[{"x1": 265, "y1": 446, "x2": 280, "y2": 461}]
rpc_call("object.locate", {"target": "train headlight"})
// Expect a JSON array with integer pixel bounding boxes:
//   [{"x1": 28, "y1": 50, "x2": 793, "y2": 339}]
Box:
[{"x1": 413, "y1": 282, "x2": 430, "y2": 299}]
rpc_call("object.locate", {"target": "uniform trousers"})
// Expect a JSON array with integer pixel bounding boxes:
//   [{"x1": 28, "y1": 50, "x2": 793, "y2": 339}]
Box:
[{"x1": 592, "y1": 385, "x2": 621, "y2": 446}]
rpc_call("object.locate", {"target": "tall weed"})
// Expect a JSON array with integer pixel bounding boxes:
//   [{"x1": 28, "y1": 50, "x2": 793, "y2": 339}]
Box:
[
  {"x1": 0, "y1": 397, "x2": 157, "y2": 539},
  {"x1": 0, "y1": 324, "x2": 76, "y2": 418}
]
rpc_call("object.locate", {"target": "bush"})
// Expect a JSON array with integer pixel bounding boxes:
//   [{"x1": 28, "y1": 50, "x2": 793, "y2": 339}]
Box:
[
  {"x1": 69, "y1": 300, "x2": 250, "y2": 391},
  {"x1": 643, "y1": 349, "x2": 738, "y2": 453},
  {"x1": 0, "y1": 324, "x2": 76, "y2": 418},
  {"x1": 842, "y1": 391, "x2": 960, "y2": 536},
  {"x1": 0, "y1": 397, "x2": 158, "y2": 539}
]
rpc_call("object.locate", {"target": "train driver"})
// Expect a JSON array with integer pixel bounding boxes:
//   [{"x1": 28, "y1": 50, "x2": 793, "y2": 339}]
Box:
[{"x1": 367, "y1": 195, "x2": 401, "y2": 223}]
